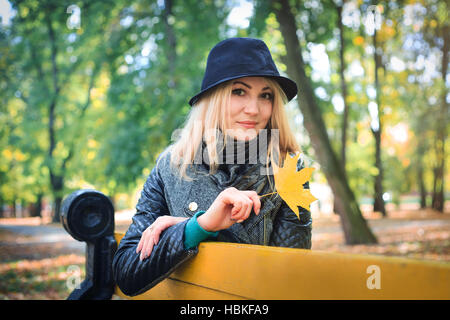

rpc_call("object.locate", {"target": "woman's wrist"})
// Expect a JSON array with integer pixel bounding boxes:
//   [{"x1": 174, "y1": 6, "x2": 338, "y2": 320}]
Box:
[{"x1": 197, "y1": 210, "x2": 217, "y2": 232}]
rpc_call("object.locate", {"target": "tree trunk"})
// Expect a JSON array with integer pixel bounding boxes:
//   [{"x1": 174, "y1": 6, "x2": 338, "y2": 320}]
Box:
[
  {"x1": 333, "y1": 3, "x2": 350, "y2": 216},
  {"x1": 163, "y1": 0, "x2": 177, "y2": 87},
  {"x1": 431, "y1": 25, "x2": 448, "y2": 213},
  {"x1": 0, "y1": 195, "x2": 3, "y2": 218},
  {"x1": 45, "y1": 8, "x2": 98, "y2": 222},
  {"x1": 273, "y1": 0, "x2": 377, "y2": 244},
  {"x1": 50, "y1": 173, "x2": 64, "y2": 223},
  {"x1": 372, "y1": 124, "x2": 385, "y2": 214},
  {"x1": 371, "y1": 28, "x2": 387, "y2": 217},
  {"x1": 418, "y1": 165, "x2": 427, "y2": 209},
  {"x1": 46, "y1": 10, "x2": 63, "y2": 223},
  {"x1": 31, "y1": 193, "x2": 43, "y2": 218},
  {"x1": 53, "y1": 196, "x2": 63, "y2": 223},
  {"x1": 412, "y1": 68, "x2": 428, "y2": 210},
  {"x1": 336, "y1": 3, "x2": 349, "y2": 177}
]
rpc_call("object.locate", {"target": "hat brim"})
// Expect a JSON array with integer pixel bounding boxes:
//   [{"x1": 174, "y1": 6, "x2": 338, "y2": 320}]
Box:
[{"x1": 188, "y1": 74, "x2": 297, "y2": 106}]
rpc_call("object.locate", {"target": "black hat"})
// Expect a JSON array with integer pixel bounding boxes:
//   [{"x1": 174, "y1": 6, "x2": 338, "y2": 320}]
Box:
[{"x1": 189, "y1": 37, "x2": 298, "y2": 106}]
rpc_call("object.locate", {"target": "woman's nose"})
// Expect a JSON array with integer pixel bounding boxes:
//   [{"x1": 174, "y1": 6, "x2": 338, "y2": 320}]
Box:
[{"x1": 243, "y1": 98, "x2": 259, "y2": 115}]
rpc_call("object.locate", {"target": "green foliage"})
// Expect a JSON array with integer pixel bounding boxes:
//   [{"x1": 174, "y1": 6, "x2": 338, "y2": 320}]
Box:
[
  {"x1": 1, "y1": 0, "x2": 448, "y2": 217},
  {"x1": 1, "y1": 0, "x2": 232, "y2": 214}
]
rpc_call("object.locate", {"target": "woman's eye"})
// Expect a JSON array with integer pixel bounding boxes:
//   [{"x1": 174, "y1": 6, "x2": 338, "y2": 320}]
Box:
[
  {"x1": 261, "y1": 92, "x2": 273, "y2": 100},
  {"x1": 232, "y1": 88, "x2": 245, "y2": 96}
]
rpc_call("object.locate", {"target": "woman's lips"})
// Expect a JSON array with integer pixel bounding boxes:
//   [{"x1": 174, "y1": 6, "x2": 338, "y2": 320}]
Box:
[{"x1": 238, "y1": 121, "x2": 257, "y2": 129}]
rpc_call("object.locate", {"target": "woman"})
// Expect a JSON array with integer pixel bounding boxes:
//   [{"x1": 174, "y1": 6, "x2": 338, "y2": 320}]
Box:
[{"x1": 112, "y1": 38, "x2": 312, "y2": 296}]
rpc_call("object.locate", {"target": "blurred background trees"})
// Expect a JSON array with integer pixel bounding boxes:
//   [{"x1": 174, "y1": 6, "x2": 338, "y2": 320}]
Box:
[{"x1": 0, "y1": 0, "x2": 448, "y2": 243}]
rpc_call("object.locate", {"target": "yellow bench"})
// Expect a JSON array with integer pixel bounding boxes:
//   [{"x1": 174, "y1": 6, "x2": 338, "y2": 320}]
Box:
[
  {"x1": 61, "y1": 189, "x2": 450, "y2": 300},
  {"x1": 114, "y1": 232, "x2": 450, "y2": 300}
]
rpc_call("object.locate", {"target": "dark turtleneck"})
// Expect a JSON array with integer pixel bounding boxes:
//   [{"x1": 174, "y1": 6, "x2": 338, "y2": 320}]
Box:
[
  {"x1": 220, "y1": 133, "x2": 263, "y2": 165},
  {"x1": 198, "y1": 131, "x2": 271, "y2": 188},
  {"x1": 199, "y1": 130, "x2": 270, "y2": 166}
]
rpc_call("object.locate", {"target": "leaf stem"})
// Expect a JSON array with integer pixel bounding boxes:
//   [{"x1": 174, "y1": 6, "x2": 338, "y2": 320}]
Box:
[{"x1": 259, "y1": 191, "x2": 278, "y2": 198}]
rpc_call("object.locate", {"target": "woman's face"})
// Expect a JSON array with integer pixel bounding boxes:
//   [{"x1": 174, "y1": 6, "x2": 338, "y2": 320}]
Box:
[{"x1": 226, "y1": 77, "x2": 273, "y2": 141}]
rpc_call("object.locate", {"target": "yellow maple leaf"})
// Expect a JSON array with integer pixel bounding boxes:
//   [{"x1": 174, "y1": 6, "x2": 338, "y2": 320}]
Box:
[{"x1": 261, "y1": 153, "x2": 317, "y2": 219}]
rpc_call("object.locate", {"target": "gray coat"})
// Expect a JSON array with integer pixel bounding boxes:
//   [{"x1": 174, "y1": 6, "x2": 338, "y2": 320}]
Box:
[{"x1": 112, "y1": 148, "x2": 312, "y2": 296}]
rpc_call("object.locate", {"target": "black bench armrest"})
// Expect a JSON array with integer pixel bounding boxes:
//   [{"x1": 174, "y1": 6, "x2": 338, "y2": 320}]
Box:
[{"x1": 61, "y1": 189, "x2": 117, "y2": 300}]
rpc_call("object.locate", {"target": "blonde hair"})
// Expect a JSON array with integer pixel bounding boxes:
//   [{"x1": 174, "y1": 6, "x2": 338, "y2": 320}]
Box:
[{"x1": 168, "y1": 77, "x2": 300, "y2": 181}]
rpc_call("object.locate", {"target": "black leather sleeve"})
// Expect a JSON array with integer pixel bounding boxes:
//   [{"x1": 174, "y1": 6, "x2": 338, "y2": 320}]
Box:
[{"x1": 112, "y1": 164, "x2": 197, "y2": 297}]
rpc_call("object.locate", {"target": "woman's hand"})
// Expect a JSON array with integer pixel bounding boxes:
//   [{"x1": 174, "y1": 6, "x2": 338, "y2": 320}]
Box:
[
  {"x1": 137, "y1": 215, "x2": 188, "y2": 260},
  {"x1": 197, "y1": 187, "x2": 261, "y2": 232}
]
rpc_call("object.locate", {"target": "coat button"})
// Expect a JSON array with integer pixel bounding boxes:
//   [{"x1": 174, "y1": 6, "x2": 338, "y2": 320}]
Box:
[{"x1": 188, "y1": 202, "x2": 198, "y2": 212}]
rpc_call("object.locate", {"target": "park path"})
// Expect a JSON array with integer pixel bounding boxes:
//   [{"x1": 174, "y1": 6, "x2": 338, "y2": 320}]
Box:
[
  {"x1": 313, "y1": 217, "x2": 450, "y2": 234},
  {"x1": 0, "y1": 224, "x2": 84, "y2": 249},
  {"x1": 0, "y1": 211, "x2": 135, "y2": 258},
  {"x1": 1, "y1": 210, "x2": 449, "y2": 261},
  {"x1": 0, "y1": 220, "x2": 85, "y2": 261},
  {"x1": 1, "y1": 213, "x2": 449, "y2": 243}
]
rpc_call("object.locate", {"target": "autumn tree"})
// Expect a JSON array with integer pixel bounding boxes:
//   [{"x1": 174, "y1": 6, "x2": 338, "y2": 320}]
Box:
[
  {"x1": 422, "y1": 0, "x2": 449, "y2": 213},
  {"x1": 272, "y1": 0, "x2": 377, "y2": 244},
  {"x1": 7, "y1": 0, "x2": 124, "y2": 221}
]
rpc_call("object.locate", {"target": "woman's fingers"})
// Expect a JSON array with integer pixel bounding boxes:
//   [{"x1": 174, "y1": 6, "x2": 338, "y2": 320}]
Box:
[
  {"x1": 217, "y1": 188, "x2": 262, "y2": 224},
  {"x1": 137, "y1": 223, "x2": 156, "y2": 260},
  {"x1": 229, "y1": 190, "x2": 261, "y2": 222},
  {"x1": 234, "y1": 202, "x2": 252, "y2": 223},
  {"x1": 141, "y1": 240, "x2": 154, "y2": 261},
  {"x1": 139, "y1": 227, "x2": 154, "y2": 260},
  {"x1": 136, "y1": 236, "x2": 143, "y2": 254},
  {"x1": 231, "y1": 195, "x2": 253, "y2": 223},
  {"x1": 242, "y1": 191, "x2": 261, "y2": 215},
  {"x1": 136, "y1": 227, "x2": 150, "y2": 254},
  {"x1": 231, "y1": 201, "x2": 242, "y2": 216},
  {"x1": 137, "y1": 216, "x2": 188, "y2": 260},
  {"x1": 152, "y1": 218, "x2": 171, "y2": 245}
]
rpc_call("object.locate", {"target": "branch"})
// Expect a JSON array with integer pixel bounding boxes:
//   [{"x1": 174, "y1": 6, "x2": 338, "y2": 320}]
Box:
[
  {"x1": 80, "y1": 64, "x2": 100, "y2": 115},
  {"x1": 59, "y1": 56, "x2": 85, "y2": 91},
  {"x1": 62, "y1": 63, "x2": 101, "y2": 172},
  {"x1": 162, "y1": 0, "x2": 177, "y2": 86},
  {"x1": 28, "y1": 40, "x2": 46, "y2": 81},
  {"x1": 45, "y1": 12, "x2": 60, "y2": 96},
  {"x1": 45, "y1": 10, "x2": 60, "y2": 161}
]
